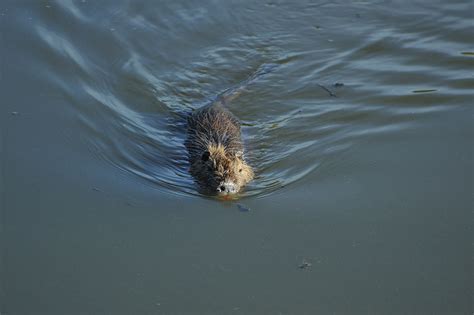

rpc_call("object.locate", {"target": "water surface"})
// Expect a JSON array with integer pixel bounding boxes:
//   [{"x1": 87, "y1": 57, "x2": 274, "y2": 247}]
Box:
[{"x1": 1, "y1": 0, "x2": 472, "y2": 314}]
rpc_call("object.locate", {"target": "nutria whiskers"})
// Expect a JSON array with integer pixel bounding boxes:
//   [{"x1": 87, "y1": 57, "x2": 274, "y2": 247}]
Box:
[{"x1": 185, "y1": 100, "x2": 253, "y2": 195}]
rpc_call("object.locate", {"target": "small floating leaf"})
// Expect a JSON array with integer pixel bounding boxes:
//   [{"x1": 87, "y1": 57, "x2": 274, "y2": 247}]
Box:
[
  {"x1": 461, "y1": 52, "x2": 474, "y2": 56},
  {"x1": 412, "y1": 89, "x2": 437, "y2": 93}
]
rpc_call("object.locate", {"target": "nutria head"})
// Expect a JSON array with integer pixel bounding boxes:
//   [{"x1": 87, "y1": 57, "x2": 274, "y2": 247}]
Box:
[{"x1": 190, "y1": 144, "x2": 253, "y2": 195}]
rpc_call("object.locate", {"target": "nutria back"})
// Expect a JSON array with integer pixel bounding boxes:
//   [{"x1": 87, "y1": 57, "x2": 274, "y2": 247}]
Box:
[{"x1": 185, "y1": 100, "x2": 253, "y2": 195}]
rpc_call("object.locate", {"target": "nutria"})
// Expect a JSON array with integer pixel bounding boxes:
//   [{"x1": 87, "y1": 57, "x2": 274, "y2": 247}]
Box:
[{"x1": 185, "y1": 99, "x2": 253, "y2": 195}]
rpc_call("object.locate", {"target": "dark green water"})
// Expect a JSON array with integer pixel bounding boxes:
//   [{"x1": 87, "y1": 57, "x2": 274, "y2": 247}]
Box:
[{"x1": 1, "y1": 0, "x2": 472, "y2": 314}]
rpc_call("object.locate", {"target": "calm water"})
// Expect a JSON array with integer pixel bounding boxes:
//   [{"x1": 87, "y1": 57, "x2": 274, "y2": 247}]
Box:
[{"x1": 1, "y1": 0, "x2": 472, "y2": 314}]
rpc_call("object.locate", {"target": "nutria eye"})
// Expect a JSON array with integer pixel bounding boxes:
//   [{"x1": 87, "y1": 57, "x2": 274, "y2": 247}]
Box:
[
  {"x1": 201, "y1": 151, "x2": 210, "y2": 161},
  {"x1": 239, "y1": 168, "x2": 242, "y2": 173}
]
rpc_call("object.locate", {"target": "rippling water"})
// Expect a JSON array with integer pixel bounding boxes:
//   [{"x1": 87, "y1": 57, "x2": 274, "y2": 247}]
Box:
[
  {"x1": 3, "y1": 0, "x2": 472, "y2": 313},
  {"x1": 16, "y1": 0, "x2": 471, "y2": 199}
]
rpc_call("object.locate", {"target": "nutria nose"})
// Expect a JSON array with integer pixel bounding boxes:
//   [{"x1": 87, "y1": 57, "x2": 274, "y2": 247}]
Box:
[{"x1": 217, "y1": 182, "x2": 237, "y2": 194}]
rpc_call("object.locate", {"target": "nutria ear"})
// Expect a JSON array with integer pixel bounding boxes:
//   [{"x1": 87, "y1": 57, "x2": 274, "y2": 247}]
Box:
[{"x1": 235, "y1": 150, "x2": 244, "y2": 158}]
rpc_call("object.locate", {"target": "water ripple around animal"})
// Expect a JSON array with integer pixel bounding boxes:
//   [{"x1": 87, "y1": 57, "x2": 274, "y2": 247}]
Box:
[{"x1": 29, "y1": 0, "x2": 473, "y2": 198}]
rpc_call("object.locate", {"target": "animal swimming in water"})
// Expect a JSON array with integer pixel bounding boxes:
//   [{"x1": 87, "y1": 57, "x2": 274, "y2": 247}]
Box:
[
  {"x1": 185, "y1": 99, "x2": 254, "y2": 195},
  {"x1": 185, "y1": 64, "x2": 277, "y2": 196}
]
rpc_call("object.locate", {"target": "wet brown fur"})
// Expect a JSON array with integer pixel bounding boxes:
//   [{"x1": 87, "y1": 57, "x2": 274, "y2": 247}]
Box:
[{"x1": 186, "y1": 101, "x2": 254, "y2": 194}]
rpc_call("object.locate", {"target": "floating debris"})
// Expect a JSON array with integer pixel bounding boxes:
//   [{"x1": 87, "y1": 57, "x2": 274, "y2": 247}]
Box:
[
  {"x1": 10, "y1": 111, "x2": 19, "y2": 116},
  {"x1": 334, "y1": 82, "x2": 344, "y2": 87},
  {"x1": 461, "y1": 52, "x2": 474, "y2": 56},
  {"x1": 412, "y1": 89, "x2": 437, "y2": 93},
  {"x1": 298, "y1": 260, "x2": 312, "y2": 269},
  {"x1": 317, "y1": 84, "x2": 337, "y2": 97},
  {"x1": 237, "y1": 204, "x2": 250, "y2": 212}
]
